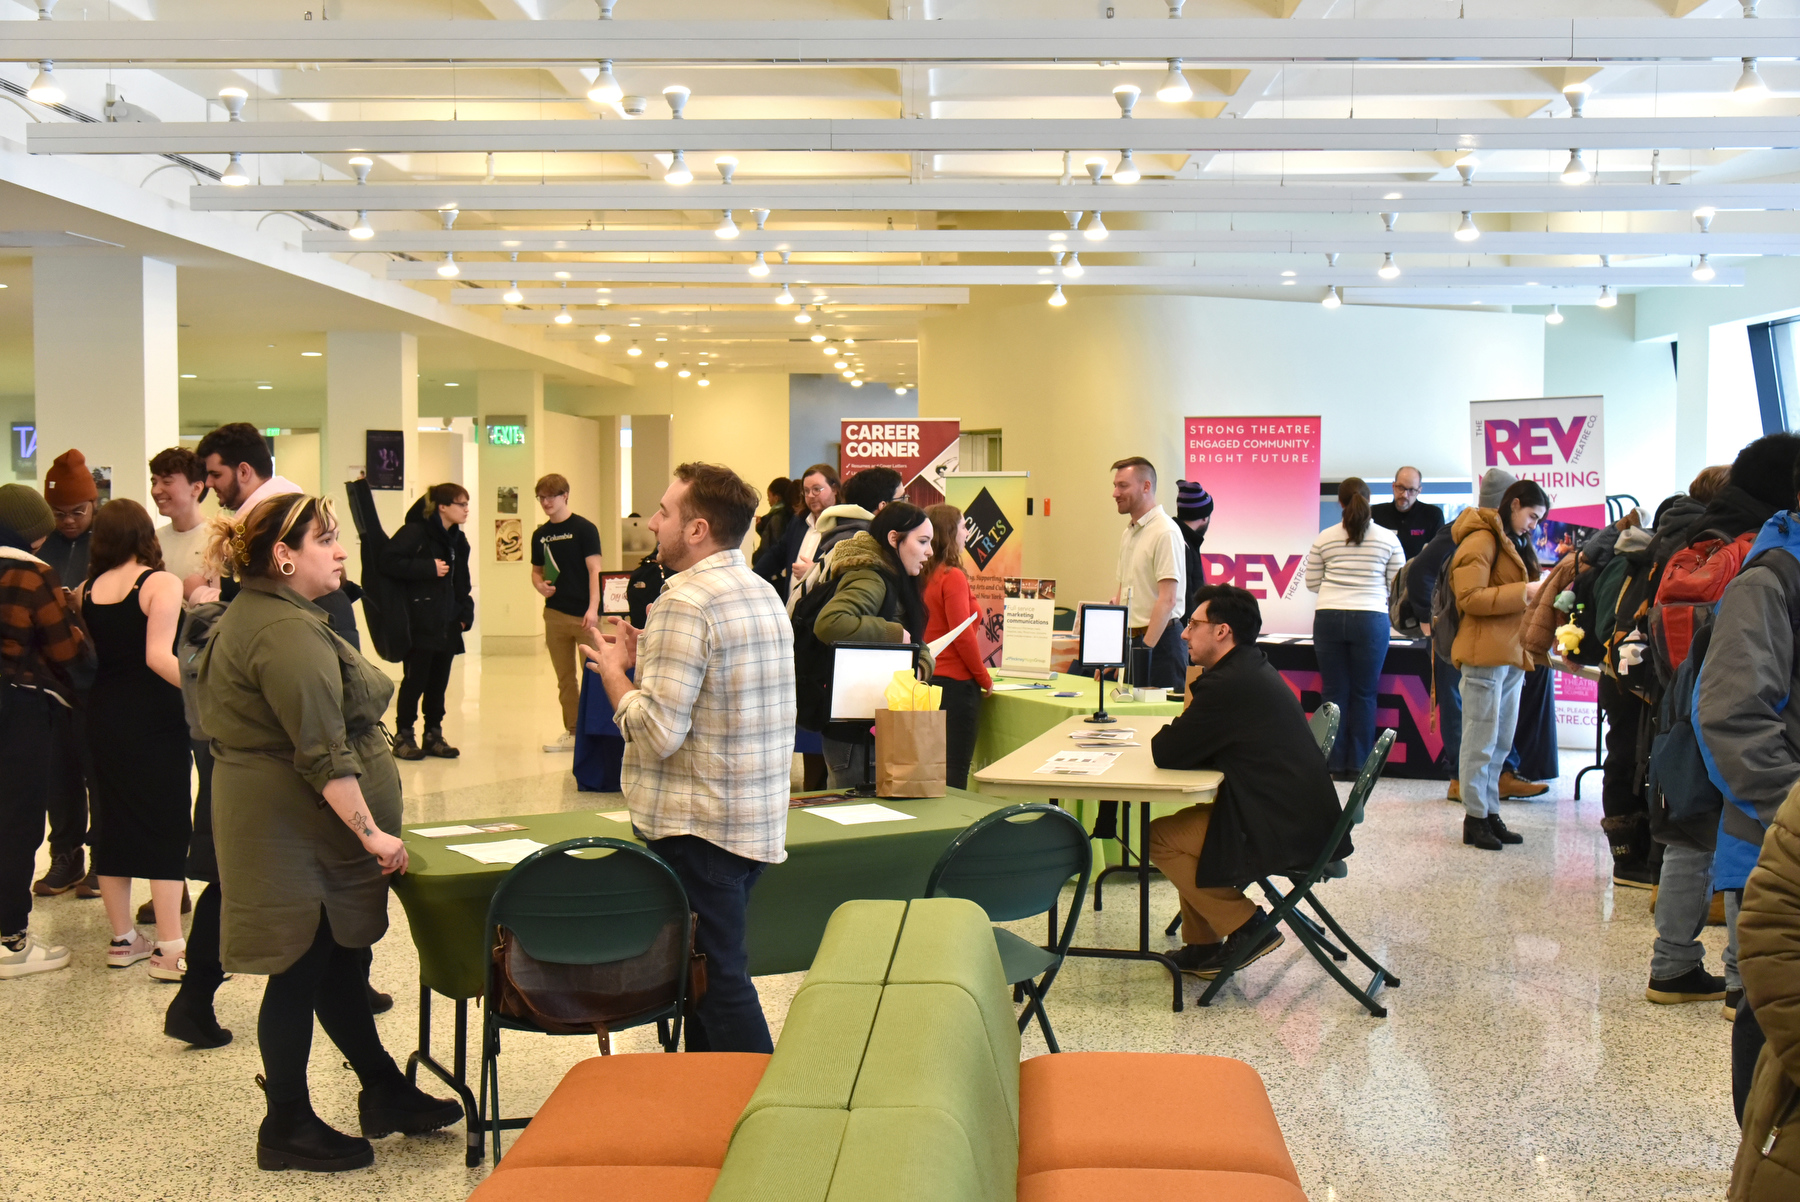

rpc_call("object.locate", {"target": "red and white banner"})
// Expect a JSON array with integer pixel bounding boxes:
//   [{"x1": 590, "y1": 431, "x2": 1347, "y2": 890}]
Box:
[
  {"x1": 1183, "y1": 416, "x2": 1323, "y2": 636},
  {"x1": 840, "y1": 419, "x2": 960, "y2": 509}
]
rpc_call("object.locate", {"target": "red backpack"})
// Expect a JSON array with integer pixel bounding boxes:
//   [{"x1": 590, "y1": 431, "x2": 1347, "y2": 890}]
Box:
[{"x1": 1648, "y1": 531, "x2": 1758, "y2": 682}]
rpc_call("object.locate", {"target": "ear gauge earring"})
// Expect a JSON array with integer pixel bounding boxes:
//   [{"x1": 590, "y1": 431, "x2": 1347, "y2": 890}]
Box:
[{"x1": 279, "y1": 560, "x2": 296, "y2": 576}]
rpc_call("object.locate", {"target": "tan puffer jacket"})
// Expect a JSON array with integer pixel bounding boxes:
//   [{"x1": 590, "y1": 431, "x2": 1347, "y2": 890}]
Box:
[
  {"x1": 1730, "y1": 778, "x2": 1800, "y2": 1202},
  {"x1": 1449, "y1": 507, "x2": 1533, "y2": 671}
]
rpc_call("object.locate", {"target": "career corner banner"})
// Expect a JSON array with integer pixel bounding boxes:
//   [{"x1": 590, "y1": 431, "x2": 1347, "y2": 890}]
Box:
[
  {"x1": 943, "y1": 473, "x2": 1028, "y2": 670},
  {"x1": 841, "y1": 419, "x2": 961, "y2": 508},
  {"x1": 1183, "y1": 416, "x2": 1323, "y2": 636}
]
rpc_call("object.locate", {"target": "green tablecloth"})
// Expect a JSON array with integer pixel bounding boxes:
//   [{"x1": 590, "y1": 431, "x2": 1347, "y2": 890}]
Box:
[
  {"x1": 972, "y1": 672, "x2": 1186, "y2": 779},
  {"x1": 390, "y1": 791, "x2": 1003, "y2": 1000}
]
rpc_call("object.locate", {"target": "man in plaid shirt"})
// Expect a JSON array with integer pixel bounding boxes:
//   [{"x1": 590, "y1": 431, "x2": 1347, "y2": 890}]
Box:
[
  {"x1": 1, "y1": 483, "x2": 95, "y2": 979},
  {"x1": 585, "y1": 462, "x2": 795, "y2": 1053}
]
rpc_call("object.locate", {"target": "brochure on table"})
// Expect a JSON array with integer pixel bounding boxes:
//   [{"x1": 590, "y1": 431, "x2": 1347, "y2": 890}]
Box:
[{"x1": 999, "y1": 577, "x2": 1056, "y2": 677}]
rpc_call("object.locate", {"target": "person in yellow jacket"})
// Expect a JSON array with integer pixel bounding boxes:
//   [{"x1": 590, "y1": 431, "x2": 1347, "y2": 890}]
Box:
[
  {"x1": 1731, "y1": 777, "x2": 1800, "y2": 1200},
  {"x1": 1450, "y1": 479, "x2": 1549, "y2": 851}
]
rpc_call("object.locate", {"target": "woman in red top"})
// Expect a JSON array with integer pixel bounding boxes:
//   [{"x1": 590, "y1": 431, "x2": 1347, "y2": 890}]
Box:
[{"x1": 921, "y1": 504, "x2": 993, "y2": 789}]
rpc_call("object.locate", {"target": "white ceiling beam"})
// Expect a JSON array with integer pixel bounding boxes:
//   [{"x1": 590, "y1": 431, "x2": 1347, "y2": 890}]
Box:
[
  {"x1": 193, "y1": 180, "x2": 1800, "y2": 214},
  {"x1": 434, "y1": 285, "x2": 969, "y2": 303},
  {"x1": 380, "y1": 264, "x2": 1733, "y2": 287},
  {"x1": 1341, "y1": 287, "x2": 1605, "y2": 306},
  {"x1": 306, "y1": 230, "x2": 1795, "y2": 255},
  {"x1": 38, "y1": 116, "x2": 1800, "y2": 156},
  {"x1": 11, "y1": 19, "x2": 1800, "y2": 65}
]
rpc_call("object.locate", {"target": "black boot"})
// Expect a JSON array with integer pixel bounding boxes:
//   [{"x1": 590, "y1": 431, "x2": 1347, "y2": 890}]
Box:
[
  {"x1": 256, "y1": 1079, "x2": 374, "y2": 1172},
  {"x1": 391, "y1": 728, "x2": 425, "y2": 761},
  {"x1": 1463, "y1": 815, "x2": 1503, "y2": 850},
  {"x1": 164, "y1": 970, "x2": 232, "y2": 1049},
  {"x1": 366, "y1": 982, "x2": 394, "y2": 1014},
  {"x1": 420, "y1": 728, "x2": 460, "y2": 759},
  {"x1": 357, "y1": 1070, "x2": 464, "y2": 1139},
  {"x1": 1486, "y1": 814, "x2": 1524, "y2": 845}
]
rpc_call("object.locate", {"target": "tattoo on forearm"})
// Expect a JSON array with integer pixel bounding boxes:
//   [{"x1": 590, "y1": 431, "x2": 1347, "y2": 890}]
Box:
[{"x1": 344, "y1": 809, "x2": 376, "y2": 838}]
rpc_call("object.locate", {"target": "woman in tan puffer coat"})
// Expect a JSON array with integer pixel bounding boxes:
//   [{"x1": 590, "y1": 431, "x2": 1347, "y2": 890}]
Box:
[
  {"x1": 1450, "y1": 480, "x2": 1549, "y2": 850},
  {"x1": 1730, "y1": 777, "x2": 1800, "y2": 1201}
]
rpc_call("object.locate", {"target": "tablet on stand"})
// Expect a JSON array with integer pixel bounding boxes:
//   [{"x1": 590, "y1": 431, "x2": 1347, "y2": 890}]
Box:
[
  {"x1": 1077, "y1": 604, "x2": 1129, "y2": 724},
  {"x1": 826, "y1": 641, "x2": 923, "y2": 796}
]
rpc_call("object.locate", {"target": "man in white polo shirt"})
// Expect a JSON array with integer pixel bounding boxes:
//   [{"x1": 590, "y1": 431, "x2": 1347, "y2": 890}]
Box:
[{"x1": 1111, "y1": 456, "x2": 1188, "y2": 691}]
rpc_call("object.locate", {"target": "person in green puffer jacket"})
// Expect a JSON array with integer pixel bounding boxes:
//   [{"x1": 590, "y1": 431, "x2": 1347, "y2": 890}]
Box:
[{"x1": 812, "y1": 503, "x2": 936, "y2": 788}]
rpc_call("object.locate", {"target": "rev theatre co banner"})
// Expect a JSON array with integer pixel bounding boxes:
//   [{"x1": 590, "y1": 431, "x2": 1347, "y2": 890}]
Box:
[
  {"x1": 1183, "y1": 417, "x2": 1323, "y2": 636},
  {"x1": 840, "y1": 419, "x2": 960, "y2": 508},
  {"x1": 1470, "y1": 395, "x2": 1608, "y2": 750},
  {"x1": 943, "y1": 473, "x2": 1028, "y2": 671}
]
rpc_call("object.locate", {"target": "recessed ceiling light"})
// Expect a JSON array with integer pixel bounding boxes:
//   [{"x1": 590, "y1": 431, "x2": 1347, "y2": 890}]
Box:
[
  {"x1": 257, "y1": 384, "x2": 273, "y2": 390},
  {"x1": 300, "y1": 351, "x2": 322, "y2": 357},
  {"x1": 1384, "y1": 193, "x2": 1403, "y2": 200},
  {"x1": 445, "y1": 381, "x2": 460, "y2": 387},
  {"x1": 180, "y1": 373, "x2": 197, "y2": 379}
]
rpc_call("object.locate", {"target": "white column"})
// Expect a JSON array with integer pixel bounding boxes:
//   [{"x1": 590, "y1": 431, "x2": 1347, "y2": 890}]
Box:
[
  {"x1": 32, "y1": 254, "x2": 179, "y2": 505},
  {"x1": 1674, "y1": 324, "x2": 1711, "y2": 485},
  {"x1": 476, "y1": 369, "x2": 545, "y2": 654},
  {"x1": 325, "y1": 330, "x2": 418, "y2": 557}
]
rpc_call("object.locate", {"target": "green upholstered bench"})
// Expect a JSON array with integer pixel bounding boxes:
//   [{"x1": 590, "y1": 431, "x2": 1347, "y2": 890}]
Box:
[{"x1": 470, "y1": 897, "x2": 1305, "y2": 1202}]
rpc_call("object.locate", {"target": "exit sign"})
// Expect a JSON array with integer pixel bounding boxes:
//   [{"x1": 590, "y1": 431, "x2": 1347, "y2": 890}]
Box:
[{"x1": 487, "y1": 424, "x2": 526, "y2": 447}]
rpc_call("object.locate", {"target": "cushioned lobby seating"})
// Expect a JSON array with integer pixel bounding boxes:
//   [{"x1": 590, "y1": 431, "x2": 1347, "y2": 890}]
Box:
[{"x1": 470, "y1": 897, "x2": 1304, "y2": 1202}]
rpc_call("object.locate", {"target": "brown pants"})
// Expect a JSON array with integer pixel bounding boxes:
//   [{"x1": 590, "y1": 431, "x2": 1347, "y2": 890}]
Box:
[
  {"x1": 544, "y1": 607, "x2": 601, "y2": 733},
  {"x1": 1147, "y1": 804, "x2": 1259, "y2": 946}
]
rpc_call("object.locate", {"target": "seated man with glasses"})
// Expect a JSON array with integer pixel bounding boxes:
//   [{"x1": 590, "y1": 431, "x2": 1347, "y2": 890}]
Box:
[
  {"x1": 1370, "y1": 465, "x2": 1444, "y2": 561},
  {"x1": 1147, "y1": 584, "x2": 1350, "y2": 978}
]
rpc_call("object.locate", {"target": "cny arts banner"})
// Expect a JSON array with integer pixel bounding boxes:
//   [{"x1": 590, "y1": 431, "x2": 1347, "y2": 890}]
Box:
[
  {"x1": 841, "y1": 419, "x2": 961, "y2": 508},
  {"x1": 943, "y1": 473, "x2": 1028, "y2": 670},
  {"x1": 1183, "y1": 416, "x2": 1323, "y2": 636}
]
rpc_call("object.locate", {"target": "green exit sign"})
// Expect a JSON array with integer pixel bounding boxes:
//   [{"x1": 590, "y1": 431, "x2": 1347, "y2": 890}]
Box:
[{"x1": 487, "y1": 424, "x2": 527, "y2": 447}]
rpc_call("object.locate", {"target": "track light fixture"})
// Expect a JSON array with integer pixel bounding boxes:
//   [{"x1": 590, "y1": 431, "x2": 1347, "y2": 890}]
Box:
[
  {"x1": 437, "y1": 252, "x2": 460, "y2": 278},
  {"x1": 1084, "y1": 212, "x2": 1109, "y2": 241},
  {"x1": 812, "y1": 333, "x2": 828, "y2": 344},
  {"x1": 1065, "y1": 210, "x2": 1083, "y2": 231},
  {"x1": 775, "y1": 283, "x2": 795, "y2": 305},
  {"x1": 715, "y1": 156, "x2": 738, "y2": 185},
  {"x1": 627, "y1": 341, "x2": 642, "y2": 356},
  {"x1": 850, "y1": 378, "x2": 864, "y2": 388},
  {"x1": 1321, "y1": 286, "x2": 1341, "y2": 309},
  {"x1": 1696, "y1": 207, "x2": 1716, "y2": 234},
  {"x1": 439, "y1": 207, "x2": 459, "y2": 231},
  {"x1": 697, "y1": 373, "x2": 710, "y2": 387},
  {"x1": 349, "y1": 155, "x2": 373, "y2": 185},
  {"x1": 220, "y1": 152, "x2": 251, "y2": 186},
  {"x1": 715, "y1": 210, "x2": 739, "y2": 239},
  {"x1": 554, "y1": 306, "x2": 572, "y2": 325},
  {"x1": 594, "y1": 331, "x2": 612, "y2": 343},
  {"x1": 27, "y1": 61, "x2": 64, "y2": 106},
  {"x1": 894, "y1": 385, "x2": 908, "y2": 395},
  {"x1": 349, "y1": 211, "x2": 374, "y2": 240},
  {"x1": 1085, "y1": 158, "x2": 1107, "y2": 185},
  {"x1": 1062, "y1": 252, "x2": 1084, "y2": 279},
  {"x1": 503, "y1": 281, "x2": 523, "y2": 304},
  {"x1": 1735, "y1": 57, "x2": 1769, "y2": 101},
  {"x1": 588, "y1": 60, "x2": 622, "y2": 104},
  {"x1": 795, "y1": 305, "x2": 817, "y2": 325},
  {"x1": 1455, "y1": 211, "x2": 1480, "y2": 242},
  {"x1": 841, "y1": 369, "x2": 856, "y2": 379},
  {"x1": 678, "y1": 365, "x2": 691, "y2": 378},
  {"x1": 1380, "y1": 211, "x2": 1398, "y2": 233},
  {"x1": 218, "y1": 87, "x2": 248, "y2": 121},
  {"x1": 1456, "y1": 157, "x2": 1477, "y2": 187},
  {"x1": 664, "y1": 150, "x2": 692, "y2": 185},
  {"x1": 1597, "y1": 285, "x2": 1617, "y2": 309},
  {"x1": 654, "y1": 354, "x2": 669, "y2": 368},
  {"x1": 1113, "y1": 84, "x2": 1140, "y2": 118},
  {"x1": 1545, "y1": 304, "x2": 1564, "y2": 325},
  {"x1": 663, "y1": 85, "x2": 690, "y2": 118},
  {"x1": 1113, "y1": 150, "x2": 1141, "y2": 185},
  {"x1": 1378, "y1": 252, "x2": 1400, "y2": 280},
  {"x1": 1562, "y1": 148, "x2": 1591, "y2": 185},
  {"x1": 748, "y1": 251, "x2": 769, "y2": 277},
  {"x1": 1694, "y1": 254, "x2": 1716, "y2": 281},
  {"x1": 753, "y1": 209, "x2": 770, "y2": 231},
  {"x1": 1157, "y1": 59, "x2": 1193, "y2": 103},
  {"x1": 1562, "y1": 80, "x2": 1590, "y2": 118},
  {"x1": 1048, "y1": 284, "x2": 1068, "y2": 307}
]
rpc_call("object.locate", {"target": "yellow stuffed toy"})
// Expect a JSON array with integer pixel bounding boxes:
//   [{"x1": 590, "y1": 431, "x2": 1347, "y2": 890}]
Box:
[{"x1": 1554, "y1": 617, "x2": 1583, "y2": 656}]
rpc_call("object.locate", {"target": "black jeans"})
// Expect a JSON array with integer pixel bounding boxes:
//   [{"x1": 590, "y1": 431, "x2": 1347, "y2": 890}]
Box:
[
  {"x1": 932, "y1": 676, "x2": 983, "y2": 790},
  {"x1": 1598, "y1": 674, "x2": 1651, "y2": 864},
  {"x1": 1734, "y1": 992, "x2": 1766, "y2": 1125},
  {"x1": 645, "y1": 835, "x2": 772, "y2": 1054},
  {"x1": 258, "y1": 909, "x2": 398, "y2": 1106},
  {"x1": 1132, "y1": 622, "x2": 1189, "y2": 692},
  {"x1": 0, "y1": 688, "x2": 55, "y2": 934},
  {"x1": 46, "y1": 700, "x2": 89, "y2": 857},
  {"x1": 396, "y1": 648, "x2": 457, "y2": 731}
]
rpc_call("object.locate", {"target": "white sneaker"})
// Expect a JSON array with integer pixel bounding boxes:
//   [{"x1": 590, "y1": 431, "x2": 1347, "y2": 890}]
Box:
[
  {"x1": 543, "y1": 730, "x2": 577, "y2": 753},
  {"x1": 0, "y1": 932, "x2": 72, "y2": 980},
  {"x1": 107, "y1": 931, "x2": 153, "y2": 969}
]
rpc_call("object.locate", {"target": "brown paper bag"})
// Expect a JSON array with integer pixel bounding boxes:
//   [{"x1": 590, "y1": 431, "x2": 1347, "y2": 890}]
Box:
[{"x1": 874, "y1": 708, "x2": 948, "y2": 798}]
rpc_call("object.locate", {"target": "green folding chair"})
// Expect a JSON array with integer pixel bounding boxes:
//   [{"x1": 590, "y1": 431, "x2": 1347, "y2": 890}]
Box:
[
  {"x1": 1197, "y1": 728, "x2": 1401, "y2": 1017},
  {"x1": 924, "y1": 804, "x2": 1092, "y2": 1053},
  {"x1": 479, "y1": 837, "x2": 693, "y2": 1163}
]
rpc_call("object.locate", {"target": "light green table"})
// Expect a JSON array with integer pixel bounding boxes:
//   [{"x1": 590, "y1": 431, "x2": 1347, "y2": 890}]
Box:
[{"x1": 972, "y1": 672, "x2": 1186, "y2": 778}]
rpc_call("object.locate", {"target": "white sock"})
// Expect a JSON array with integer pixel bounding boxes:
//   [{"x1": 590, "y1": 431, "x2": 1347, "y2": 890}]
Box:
[
  {"x1": 112, "y1": 929, "x2": 135, "y2": 943},
  {"x1": 155, "y1": 937, "x2": 186, "y2": 956}
]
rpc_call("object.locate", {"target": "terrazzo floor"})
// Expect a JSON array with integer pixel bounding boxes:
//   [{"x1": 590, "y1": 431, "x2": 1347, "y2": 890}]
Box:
[{"x1": 3, "y1": 653, "x2": 1740, "y2": 1201}]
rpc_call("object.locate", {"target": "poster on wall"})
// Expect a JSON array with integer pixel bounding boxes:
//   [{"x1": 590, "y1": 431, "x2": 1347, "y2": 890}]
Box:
[
  {"x1": 1469, "y1": 395, "x2": 1608, "y2": 749},
  {"x1": 366, "y1": 429, "x2": 405, "y2": 491},
  {"x1": 494, "y1": 518, "x2": 523, "y2": 562},
  {"x1": 1183, "y1": 416, "x2": 1323, "y2": 636},
  {"x1": 943, "y1": 473, "x2": 1029, "y2": 670},
  {"x1": 840, "y1": 419, "x2": 960, "y2": 508}
]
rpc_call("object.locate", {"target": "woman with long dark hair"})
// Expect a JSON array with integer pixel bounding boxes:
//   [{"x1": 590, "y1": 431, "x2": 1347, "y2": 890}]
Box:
[
  {"x1": 812, "y1": 501, "x2": 937, "y2": 788},
  {"x1": 1305, "y1": 477, "x2": 1405, "y2": 776},
  {"x1": 921, "y1": 503, "x2": 992, "y2": 789},
  {"x1": 1450, "y1": 479, "x2": 1550, "y2": 850},
  {"x1": 79, "y1": 499, "x2": 192, "y2": 979}
]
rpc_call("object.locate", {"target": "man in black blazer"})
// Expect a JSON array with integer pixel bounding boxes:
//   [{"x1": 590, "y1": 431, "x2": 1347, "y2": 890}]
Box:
[{"x1": 1148, "y1": 584, "x2": 1350, "y2": 977}]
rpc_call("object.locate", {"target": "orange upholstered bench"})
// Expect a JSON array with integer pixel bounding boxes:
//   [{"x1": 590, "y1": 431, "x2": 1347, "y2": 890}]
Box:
[{"x1": 467, "y1": 1051, "x2": 769, "y2": 1202}]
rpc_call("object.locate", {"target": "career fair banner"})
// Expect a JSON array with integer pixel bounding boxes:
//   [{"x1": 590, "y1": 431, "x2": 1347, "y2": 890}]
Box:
[
  {"x1": 1183, "y1": 416, "x2": 1323, "y2": 636},
  {"x1": 840, "y1": 419, "x2": 961, "y2": 508},
  {"x1": 1469, "y1": 395, "x2": 1608, "y2": 750},
  {"x1": 942, "y1": 473, "x2": 1029, "y2": 670}
]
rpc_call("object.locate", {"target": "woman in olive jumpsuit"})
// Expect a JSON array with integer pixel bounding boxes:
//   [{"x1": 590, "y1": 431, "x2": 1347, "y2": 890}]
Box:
[{"x1": 196, "y1": 493, "x2": 460, "y2": 1173}]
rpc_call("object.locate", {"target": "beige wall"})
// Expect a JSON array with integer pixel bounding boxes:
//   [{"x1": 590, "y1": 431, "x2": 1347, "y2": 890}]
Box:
[
  {"x1": 476, "y1": 370, "x2": 545, "y2": 653},
  {"x1": 920, "y1": 291, "x2": 1545, "y2": 610}
]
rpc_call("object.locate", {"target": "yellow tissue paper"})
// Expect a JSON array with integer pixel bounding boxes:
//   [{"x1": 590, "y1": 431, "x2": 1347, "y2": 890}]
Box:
[{"x1": 884, "y1": 670, "x2": 942, "y2": 713}]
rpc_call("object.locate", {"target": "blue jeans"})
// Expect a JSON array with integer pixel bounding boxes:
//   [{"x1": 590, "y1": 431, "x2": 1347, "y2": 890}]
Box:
[
  {"x1": 1651, "y1": 842, "x2": 1740, "y2": 989},
  {"x1": 644, "y1": 835, "x2": 773, "y2": 1054},
  {"x1": 1435, "y1": 657, "x2": 1525, "y2": 781},
  {"x1": 1460, "y1": 663, "x2": 1524, "y2": 818},
  {"x1": 1313, "y1": 609, "x2": 1391, "y2": 774}
]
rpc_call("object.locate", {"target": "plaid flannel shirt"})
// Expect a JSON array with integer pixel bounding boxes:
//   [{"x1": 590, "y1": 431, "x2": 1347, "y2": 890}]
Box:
[
  {"x1": 0, "y1": 547, "x2": 91, "y2": 704},
  {"x1": 615, "y1": 548, "x2": 797, "y2": 864}
]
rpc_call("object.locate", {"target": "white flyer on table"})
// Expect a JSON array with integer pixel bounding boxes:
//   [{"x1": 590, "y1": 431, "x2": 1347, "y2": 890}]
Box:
[
  {"x1": 445, "y1": 838, "x2": 548, "y2": 865},
  {"x1": 1033, "y1": 750, "x2": 1121, "y2": 776},
  {"x1": 807, "y1": 803, "x2": 918, "y2": 826},
  {"x1": 410, "y1": 825, "x2": 489, "y2": 838},
  {"x1": 1068, "y1": 728, "x2": 1135, "y2": 742},
  {"x1": 926, "y1": 612, "x2": 979, "y2": 658}
]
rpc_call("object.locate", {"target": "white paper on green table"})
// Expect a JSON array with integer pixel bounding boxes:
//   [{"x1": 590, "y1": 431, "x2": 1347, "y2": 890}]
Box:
[
  {"x1": 1033, "y1": 750, "x2": 1120, "y2": 776},
  {"x1": 597, "y1": 810, "x2": 631, "y2": 823},
  {"x1": 925, "y1": 612, "x2": 979, "y2": 658},
  {"x1": 445, "y1": 838, "x2": 548, "y2": 865},
  {"x1": 410, "y1": 825, "x2": 489, "y2": 838},
  {"x1": 990, "y1": 682, "x2": 1045, "y2": 692},
  {"x1": 807, "y1": 803, "x2": 918, "y2": 826},
  {"x1": 1069, "y1": 728, "x2": 1135, "y2": 740}
]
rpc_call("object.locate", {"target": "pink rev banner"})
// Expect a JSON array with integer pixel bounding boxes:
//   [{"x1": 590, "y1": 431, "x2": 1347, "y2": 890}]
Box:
[{"x1": 1183, "y1": 416, "x2": 1323, "y2": 636}]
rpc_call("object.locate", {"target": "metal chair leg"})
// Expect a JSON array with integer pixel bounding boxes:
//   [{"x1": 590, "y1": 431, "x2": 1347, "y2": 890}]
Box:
[
  {"x1": 1296, "y1": 891, "x2": 1401, "y2": 988},
  {"x1": 1282, "y1": 917, "x2": 1391, "y2": 1018},
  {"x1": 1259, "y1": 878, "x2": 1347, "y2": 962}
]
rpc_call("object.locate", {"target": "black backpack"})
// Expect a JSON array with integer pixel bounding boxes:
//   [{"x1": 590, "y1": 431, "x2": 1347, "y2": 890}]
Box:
[
  {"x1": 790, "y1": 570, "x2": 900, "y2": 733},
  {"x1": 1429, "y1": 556, "x2": 1459, "y2": 664},
  {"x1": 1387, "y1": 557, "x2": 1423, "y2": 639},
  {"x1": 1646, "y1": 547, "x2": 1800, "y2": 851},
  {"x1": 626, "y1": 549, "x2": 672, "y2": 630}
]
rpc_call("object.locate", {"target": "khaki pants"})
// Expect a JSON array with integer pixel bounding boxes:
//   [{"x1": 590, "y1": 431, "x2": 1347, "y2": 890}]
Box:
[
  {"x1": 544, "y1": 607, "x2": 601, "y2": 733},
  {"x1": 1147, "y1": 804, "x2": 1258, "y2": 946}
]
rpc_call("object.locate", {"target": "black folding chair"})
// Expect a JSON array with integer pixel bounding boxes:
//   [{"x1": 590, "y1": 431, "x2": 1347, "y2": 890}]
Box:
[
  {"x1": 479, "y1": 837, "x2": 692, "y2": 1163},
  {"x1": 1197, "y1": 729, "x2": 1401, "y2": 1017},
  {"x1": 924, "y1": 804, "x2": 1092, "y2": 1052}
]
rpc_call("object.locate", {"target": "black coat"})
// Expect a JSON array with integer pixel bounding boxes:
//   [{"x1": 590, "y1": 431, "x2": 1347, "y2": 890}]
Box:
[
  {"x1": 383, "y1": 497, "x2": 473, "y2": 654},
  {"x1": 1150, "y1": 644, "x2": 1350, "y2": 887}
]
